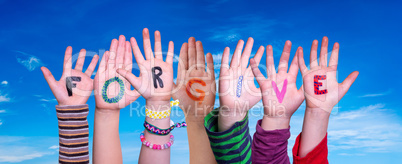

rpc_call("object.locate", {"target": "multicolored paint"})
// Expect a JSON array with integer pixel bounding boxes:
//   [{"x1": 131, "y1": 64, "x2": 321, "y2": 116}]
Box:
[
  {"x1": 102, "y1": 77, "x2": 125, "y2": 103},
  {"x1": 186, "y1": 78, "x2": 206, "y2": 104},
  {"x1": 314, "y1": 75, "x2": 328, "y2": 95}
]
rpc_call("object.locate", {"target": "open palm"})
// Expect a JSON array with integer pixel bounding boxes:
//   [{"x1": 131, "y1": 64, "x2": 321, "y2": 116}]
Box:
[
  {"x1": 117, "y1": 28, "x2": 173, "y2": 102},
  {"x1": 94, "y1": 35, "x2": 140, "y2": 110},
  {"x1": 172, "y1": 37, "x2": 216, "y2": 121},
  {"x1": 250, "y1": 41, "x2": 304, "y2": 118},
  {"x1": 219, "y1": 38, "x2": 264, "y2": 112},
  {"x1": 41, "y1": 47, "x2": 99, "y2": 106},
  {"x1": 298, "y1": 37, "x2": 359, "y2": 113}
]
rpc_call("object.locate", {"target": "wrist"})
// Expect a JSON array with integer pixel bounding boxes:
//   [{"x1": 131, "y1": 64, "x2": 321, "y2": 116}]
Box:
[
  {"x1": 305, "y1": 107, "x2": 331, "y2": 119},
  {"x1": 261, "y1": 116, "x2": 290, "y2": 130},
  {"x1": 146, "y1": 100, "x2": 171, "y2": 111},
  {"x1": 218, "y1": 106, "x2": 247, "y2": 132}
]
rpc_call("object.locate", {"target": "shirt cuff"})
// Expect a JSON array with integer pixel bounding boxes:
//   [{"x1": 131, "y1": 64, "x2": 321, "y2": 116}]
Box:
[
  {"x1": 252, "y1": 119, "x2": 290, "y2": 164},
  {"x1": 292, "y1": 133, "x2": 328, "y2": 164}
]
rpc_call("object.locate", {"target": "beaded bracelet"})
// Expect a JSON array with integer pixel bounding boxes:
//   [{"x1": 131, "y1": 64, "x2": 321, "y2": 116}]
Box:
[
  {"x1": 140, "y1": 131, "x2": 174, "y2": 150},
  {"x1": 145, "y1": 100, "x2": 180, "y2": 119},
  {"x1": 144, "y1": 120, "x2": 187, "y2": 136}
]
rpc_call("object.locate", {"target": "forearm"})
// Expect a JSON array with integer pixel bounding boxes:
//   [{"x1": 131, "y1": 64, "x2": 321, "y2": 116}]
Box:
[
  {"x1": 139, "y1": 100, "x2": 171, "y2": 164},
  {"x1": 56, "y1": 104, "x2": 90, "y2": 164},
  {"x1": 93, "y1": 109, "x2": 122, "y2": 164},
  {"x1": 299, "y1": 107, "x2": 330, "y2": 157},
  {"x1": 185, "y1": 119, "x2": 217, "y2": 164}
]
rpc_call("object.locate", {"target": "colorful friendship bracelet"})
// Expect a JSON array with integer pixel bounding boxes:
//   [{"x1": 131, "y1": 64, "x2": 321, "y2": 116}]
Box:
[
  {"x1": 140, "y1": 131, "x2": 174, "y2": 150},
  {"x1": 145, "y1": 100, "x2": 180, "y2": 119},
  {"x1": 144, "y1": 120, "x2": 187, "y2": 136}
]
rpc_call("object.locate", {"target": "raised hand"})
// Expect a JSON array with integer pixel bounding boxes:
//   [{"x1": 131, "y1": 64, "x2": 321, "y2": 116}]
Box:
[
  {"x1": 117, "y1": 28, "x2": 174, "y2": 102},
  {"x1": 298, "y1": 37, "x2": 359, "y2": 158},
  {"x1": 218, "y1": 38, "x2": 264, "y2": 131},
  {"x1": 94, "y1": 35, "x2": 140, "y2": 110},
  {"x1": 41, "y1": 46, "x2": 99, "y2": 105},
  {"x1": 298, "y1": 37, "x2": 359, "y2": 113},
  {"x1": 250, "y1": 41, "x2": 305, "y2": 130},
  {"x1": 172, "y1": 37, "x2": 216, "y2": 121}
]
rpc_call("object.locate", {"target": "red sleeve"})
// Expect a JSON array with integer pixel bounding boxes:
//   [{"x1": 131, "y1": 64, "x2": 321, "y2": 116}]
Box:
[{"x1": 292, "y1": 133, "x2": 328, "y2": 164}]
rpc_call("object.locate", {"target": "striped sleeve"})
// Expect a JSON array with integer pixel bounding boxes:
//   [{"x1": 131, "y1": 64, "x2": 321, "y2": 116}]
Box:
[
  {"x1": 204, "y1": 108, "x2": 252, "y2": 164},
  {"x1": 56, "y1": 104, "x2": 89, "y2": 164}
]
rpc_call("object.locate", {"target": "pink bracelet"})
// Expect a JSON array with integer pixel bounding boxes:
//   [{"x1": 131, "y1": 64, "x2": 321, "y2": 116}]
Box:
[{"x1": 140, "y1": 131, "x2": 174, "y2": 150}]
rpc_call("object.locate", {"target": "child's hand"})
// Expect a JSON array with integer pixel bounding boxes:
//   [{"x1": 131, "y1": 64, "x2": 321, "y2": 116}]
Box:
[
  {"x1": 94, "y1": 35, "x2": 140, "y2": 110},
  {"x1": 298, "y1": 37, "x2": 359, "y2": 113},
  {"x1": 250, "y1": 41, "x2": 305, "y2": 129},
  {"x1": 172, "y1": 37, "x2": 216, "y2": 122},
  {"x1": 41, "y1": 47, "x2": 99, "y2": 106},
  {"x1": 219, "y1": 38, "x2": 264, "y2": 114},
  {"x1": 117, "y1": 28, "x2": 174, "y2": 102}
]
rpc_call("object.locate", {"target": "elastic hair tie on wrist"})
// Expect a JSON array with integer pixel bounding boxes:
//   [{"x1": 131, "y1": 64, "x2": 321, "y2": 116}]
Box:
[
  {"x1": 145, "y1": 100, "x2": 180, "y2": 119},
  {"x1": 144, "y1": 120, "x2": 187, "y2": 136},
  {"x1": 140, "y1": 131, "x2": 174, "y2": 150}
]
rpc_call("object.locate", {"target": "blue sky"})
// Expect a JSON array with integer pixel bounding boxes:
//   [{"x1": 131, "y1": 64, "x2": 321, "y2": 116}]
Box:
[{"x1": 0, "y1": 0, "x2": 401, "y2": 163}]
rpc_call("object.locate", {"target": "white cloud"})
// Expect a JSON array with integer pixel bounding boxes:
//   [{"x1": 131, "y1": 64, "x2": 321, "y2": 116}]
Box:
[
  {"x1": 48, "y1": 145, "x2": 58, "y2": 149},
  {"x1": 0, "y1": 110, "x2": 5, "y2": 113},
  {"x1": 0, "y1": 136, "x2": 57, "y2": 163},
  {"x1": 39, "y1": 98, "x2": 57, "y2": 102},
  {"x1": 15, "y1": 51, "x2": 44, "y2": 71},
  {"x1": 327, "y1": 104, "x2": 402, "y2": 153},
  {"x1": 359, "y1": 90, "x2": 392, "y2": 98},
  {"x1": 0, "y1": 120, "x2": 2, "y2": 126},
  {"x1": 1, "y1": 81, "x2": 7, "y2": 85},
  {"x1": 0, "y1": 151, "x2": 52, "y2": 163},
  {"x1": 0, "y1": 92, "x2": 10, "y2": 103}
]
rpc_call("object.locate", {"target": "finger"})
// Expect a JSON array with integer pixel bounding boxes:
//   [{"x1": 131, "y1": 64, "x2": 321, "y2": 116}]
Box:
[
  {"x1": 154, "y1": 30, "x2": 163, "y2": 60},
  {"x1": 319, "y1": 36, "x2": 328, "y2": 67},
  {"x1": 98, "y1": 51, "x2": 109, "y2": 73},
  {"x1": 124, "y1": 41, "x2": 132, "y2": 71},
  {"x1": 246, "y1": 45, "x2": 264, "y2": 73},
  {"x1": 220, "y1": 47, "x2": 230, "y2": 74},
  {"x1": 297, "y1": 47, "x2": 308, "y2": 75},
  {"x1": 240, "y1": 37, "x2": 254, "y2": 72},
  {"x1": 41, "y1": 67, "x2": 57, "y2": 89},
  {"x1": 266, "y1": 45, "x2": 276, "y2": 80},
  {"x1": 143, "y1": 28, "x2": 154, "y2": 60},
  {"x1": 196, "y1": 41, "x2": 206, "y2": 71},
  {"x1": 206, "y1": 53, "x2": 215, "y2": 78},
  {"x1": 117, "y1": 69, "x2": 142, "y2": 90},
  {"x1": 188, "y1": 37, "x2": 196, "y2": 70},
  {"x1": 340, "y1": 71, "x2": 359, "y2": 99},
  {"x1": 74, "y1": 49, "x2": 86, "y2": 71},
  {"x1": 329, "y1": 42, "x2": 339, "y2": 68},
  {"x1": 130, "y1": 37, "x2": 145, "y2": 64},
  {"x1": 116, "y1": 35, "x2": 126, "y2": 69},
  {"x1": 84, "y1": 54, "x2": 99, "y2": 76},
  {"x1": 230, "y1": 40, "x2": 244, "y2": 68},
  {"x1": 310, "y1": 40, "x2": 319, "y2": 68},
  {"x1": 63, "y1": 46, "x2": 73, "y2": 72},
  {"x1": 277, "y1": 40, "x2": 292, "y2": 74},
  {"x1": 250, "y1": 58, "x2": 265, "y2": 82},
  {"x1": 288, "y1": 49, "x2": 299, "y2": 78},
  {"x1": 166, "y1": 41, "x2": 174, "y2": 65},
  {"x1": 177, "y1": 43, "x2": 188, "y2": 86},
  {"x1": 108, "y1": 39, "x2": 118, "y2": 69}
]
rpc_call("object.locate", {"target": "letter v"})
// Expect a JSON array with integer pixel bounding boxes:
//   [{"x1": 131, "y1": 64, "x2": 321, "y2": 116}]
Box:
[{"x1": 272, "y1": 79, "x2": 288, "y2": 103}]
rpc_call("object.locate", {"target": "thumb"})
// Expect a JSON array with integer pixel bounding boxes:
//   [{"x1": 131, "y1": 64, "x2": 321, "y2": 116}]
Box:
[
  {"x1": 116, "y1": 69, "x2": 141, "y2": 91},
  {"x1": 339, "y1": 71, "x2": 359, "y2": 100},
  {"x1": 41, "y1": 67, "x2": 57, "y2": 89}
]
